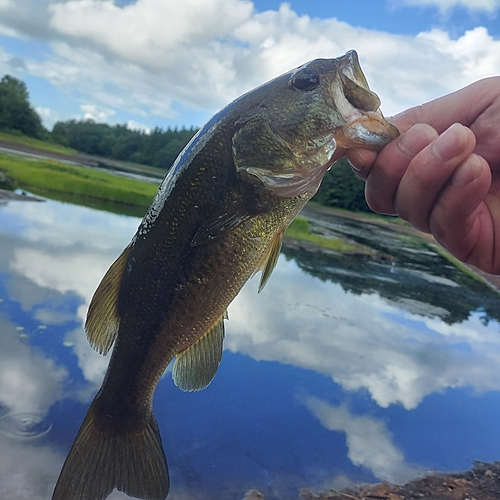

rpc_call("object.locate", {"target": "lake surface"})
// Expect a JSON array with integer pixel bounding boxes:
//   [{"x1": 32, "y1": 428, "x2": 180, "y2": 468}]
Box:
[{"x1": 1, "y1": 195, "x2": 500, "y2": 500}]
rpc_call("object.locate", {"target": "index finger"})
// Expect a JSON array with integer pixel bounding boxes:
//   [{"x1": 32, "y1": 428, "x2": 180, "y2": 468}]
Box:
[{"x1": 390, "y1": 77, "x2": 500, "y2": 134}]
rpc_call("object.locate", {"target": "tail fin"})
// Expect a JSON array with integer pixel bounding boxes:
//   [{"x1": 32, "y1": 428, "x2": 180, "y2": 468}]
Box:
[{"x1": 52, "y1": 400, "x2": 169, "y2": 500}]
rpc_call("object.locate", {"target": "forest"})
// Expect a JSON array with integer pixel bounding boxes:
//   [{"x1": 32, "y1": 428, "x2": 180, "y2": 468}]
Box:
[{"x1": 0, "y1": 74, "x2": 370, "y2": 213}]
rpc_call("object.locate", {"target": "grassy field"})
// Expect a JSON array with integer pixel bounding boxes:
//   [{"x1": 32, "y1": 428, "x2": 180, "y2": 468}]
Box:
[
  {"x1": 0, "y1": 130, "x2": 78, "y2": 155},
  {"x1": 0, "y1": 152, "x2": 158, "y2": 210}
]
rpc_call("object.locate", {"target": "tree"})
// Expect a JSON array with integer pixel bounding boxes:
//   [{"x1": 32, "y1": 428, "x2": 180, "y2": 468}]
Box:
[
  {"x1": 0, "y1": 75, "x2": 46, "y2": 138},
  {"x1": 151, "y1": 137, "x2": 186, "y2": 168},
  {"x1": 312, "y1": 158, "x2": 371, "y2": 213}
]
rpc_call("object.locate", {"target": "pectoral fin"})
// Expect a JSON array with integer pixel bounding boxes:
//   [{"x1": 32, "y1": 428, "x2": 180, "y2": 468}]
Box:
[
  {"x1": 191, "y1": 200, "x2": 252, "y2": 247},
  {"x1": 85, "y1": 245, "x2": 131, "y2": 355},
  {"x1": 256, "y1": 230, "x2": 284, "y2": 292},
  {"x1": 172, "y1": 313, "x2": 226, "y2": 392},
  {"x1": 240, "y1": 165, "x2": 328, "y2": 198}
]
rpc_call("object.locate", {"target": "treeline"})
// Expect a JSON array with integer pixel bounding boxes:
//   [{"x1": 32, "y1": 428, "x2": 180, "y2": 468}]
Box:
[
  {"x1": 52, "y1": 121, "x2": 197, "y2": 169},
  {"x1": 0, "y1": 73, "x2": 371, "y2": 212},
  {"x1": 0, "y1": 74, "x2": 197, "y2": 170}
]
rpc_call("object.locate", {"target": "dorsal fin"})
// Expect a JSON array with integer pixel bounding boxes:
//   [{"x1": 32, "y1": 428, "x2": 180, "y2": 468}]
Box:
[
  {"x1": 172, "y1": 313, "x2": 226, "y2": 392},
  {"x1": 85, "y1": 245, "x2": 131, "y2": 355},
  {"x1": 256, "y1": 230, "x2": 284, "y2": 293}
]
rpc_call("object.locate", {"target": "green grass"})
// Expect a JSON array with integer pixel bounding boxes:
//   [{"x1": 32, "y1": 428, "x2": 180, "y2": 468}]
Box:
[
  {"x1": 0, "y1": 153, "x2": 158, "y2": 208},
  {"x1": 0, "y1": 130, "x2": 78, "y2": 155},
  {"x1": 285, "y1": 216, "x2": 365, "y2": 253}
]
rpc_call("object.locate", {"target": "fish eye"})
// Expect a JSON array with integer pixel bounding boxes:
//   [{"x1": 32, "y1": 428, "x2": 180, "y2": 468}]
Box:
[{"x1": 290, "y1": 68, "x2": 320, "y2": 91}]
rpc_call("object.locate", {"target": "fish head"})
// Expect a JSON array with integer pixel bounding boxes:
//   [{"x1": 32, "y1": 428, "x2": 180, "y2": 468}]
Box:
[{"x1": 232, "y1": 50, "x2": 399, "y2": 198}]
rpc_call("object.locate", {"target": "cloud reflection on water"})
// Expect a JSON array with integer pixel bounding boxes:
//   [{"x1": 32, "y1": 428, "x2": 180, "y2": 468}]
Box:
[
  {"x1": 0, "y1": 315, "x2": 66, "y2": 416},
  {"x1": 0, "y1": 314, "x2": 67, "y2": 499},
  {"x1": 1, "y1": 200, "x2": 139, "y2": 391},
  {"x1": 1, "y1": 198, "x2": 500, "y2": 497},
  {"x1": 0, "y1": 434, "x2": 62, "y2": 500},
  {"x1": 227, "y1": 256, "x2": 500, "y2": 410},
  {"x1": 6, "y1": 199, "x2": 500, "y2": 413},
  {"x1": 300, "y1": 395, "x2": 421, "y2": 484},
  {"x1": 0, "y1": 200, "x2": 141, "y2": 499}
]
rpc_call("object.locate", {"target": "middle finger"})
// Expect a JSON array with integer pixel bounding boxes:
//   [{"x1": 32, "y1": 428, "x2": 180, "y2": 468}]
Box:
[{"x1": 394, "y1": 123, "x2": 476, "y2": 232}]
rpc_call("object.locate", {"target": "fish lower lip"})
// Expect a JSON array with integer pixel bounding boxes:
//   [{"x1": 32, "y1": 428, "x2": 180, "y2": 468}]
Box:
[{"x1": 336, "y1": 113, "x2": 399, "y2": 150}]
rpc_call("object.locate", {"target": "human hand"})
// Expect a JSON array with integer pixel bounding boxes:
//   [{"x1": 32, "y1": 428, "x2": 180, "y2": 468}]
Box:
[{"x1": 342, "y1": 77, "x2": 500, "y2": 274}]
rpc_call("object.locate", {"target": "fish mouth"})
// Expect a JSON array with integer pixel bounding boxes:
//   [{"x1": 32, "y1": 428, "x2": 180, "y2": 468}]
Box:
[
  {"x1": 335, "y1": 112, "x2": 399, "y2": 150},
  {"x1": 331, "y1": 50, "x2": 399, "y2": 150}
]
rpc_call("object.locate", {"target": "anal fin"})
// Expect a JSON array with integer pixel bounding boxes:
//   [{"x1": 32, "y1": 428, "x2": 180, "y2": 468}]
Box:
[
  {"x1": 173, "y1": 313, "x2": 226, "y2": 392},
  {"x1": 85, "y1": 245, "x2": 131, "y2": 355}
]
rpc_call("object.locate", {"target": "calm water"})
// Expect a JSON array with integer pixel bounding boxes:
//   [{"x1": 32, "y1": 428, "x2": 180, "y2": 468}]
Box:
[{"x1": 1, "y1": 196, "x2": 500, "y2": 500}]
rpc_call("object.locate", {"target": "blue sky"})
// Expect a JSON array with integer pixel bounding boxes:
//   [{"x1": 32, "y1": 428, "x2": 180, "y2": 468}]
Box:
[{"x1": 0, "y1": 0, "x2": 498, "y2": 132}]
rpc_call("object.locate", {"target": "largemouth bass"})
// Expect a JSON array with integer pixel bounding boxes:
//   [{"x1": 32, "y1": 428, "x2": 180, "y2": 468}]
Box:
[{"x1": 52, "y1": 50, "x2": 398, "y2": 500}]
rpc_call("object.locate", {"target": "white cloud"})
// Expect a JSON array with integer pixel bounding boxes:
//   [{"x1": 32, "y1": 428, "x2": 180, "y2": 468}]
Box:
[
  {"x1": 10, "y1": 248, "x2": 109, "y2": 301},
  {"x1": 397, "y1": 0, "x2": 500, "y2": 12},
  {"x1": 418, "y1": 27, "x2": 500, "y2": 81},
  {"x1": 48, "y1": 0, "x2": 254, "y2": 65},
  {"x1": 126, "y1": 119, "x2": 151, "y2": 134},
  {"x1": 35, "y1": 106, "x2": 61, "y2": 129},
  {"x1": 2, "y1": 198, "x2": 139, "y2": 253},
  {"x1": 80, "y1": 103, "x2": 116, "y2": 122},
  {"x1": 0, "y1": 0, "x2": 498, "y2": 125},
  {"x1": 301, "y1": 395, "x2": 421, "y2": 483},
  {"x1": 8, "y1": 248, "x2": 112, "y2": 390},
  {"x1": 66, "y1": 325, "x2": 109, "y2": 391}
]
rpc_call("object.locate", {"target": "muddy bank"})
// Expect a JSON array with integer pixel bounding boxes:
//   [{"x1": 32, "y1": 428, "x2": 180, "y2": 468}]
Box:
[
  {"x1": 0, "y1": 139, "x2": 99, "y2": 167},
  {"x1": 242, "y1": 462, "x2": 500, "y2": 499},
  {"x1": 0, "y1": 188, "x2": 44, "y2": 202},
  {"x1": 0, "y1": 139, "x2": 164, "y2": 179}
]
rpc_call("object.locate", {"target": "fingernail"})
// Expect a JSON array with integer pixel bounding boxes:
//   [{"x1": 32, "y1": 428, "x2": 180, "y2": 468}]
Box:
[
  {"x1": 347, "y1": 152, "x2": 363, "y2": 172},
  {"x1": 431, "y1": 123, "x2": 468, "y2": 162},
  {"x1": 451, "y1": 154, "x2": 482, "y2": 188},
  {"x1": 397, "y1": 123, "x2": 436, "y2": 157}
]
